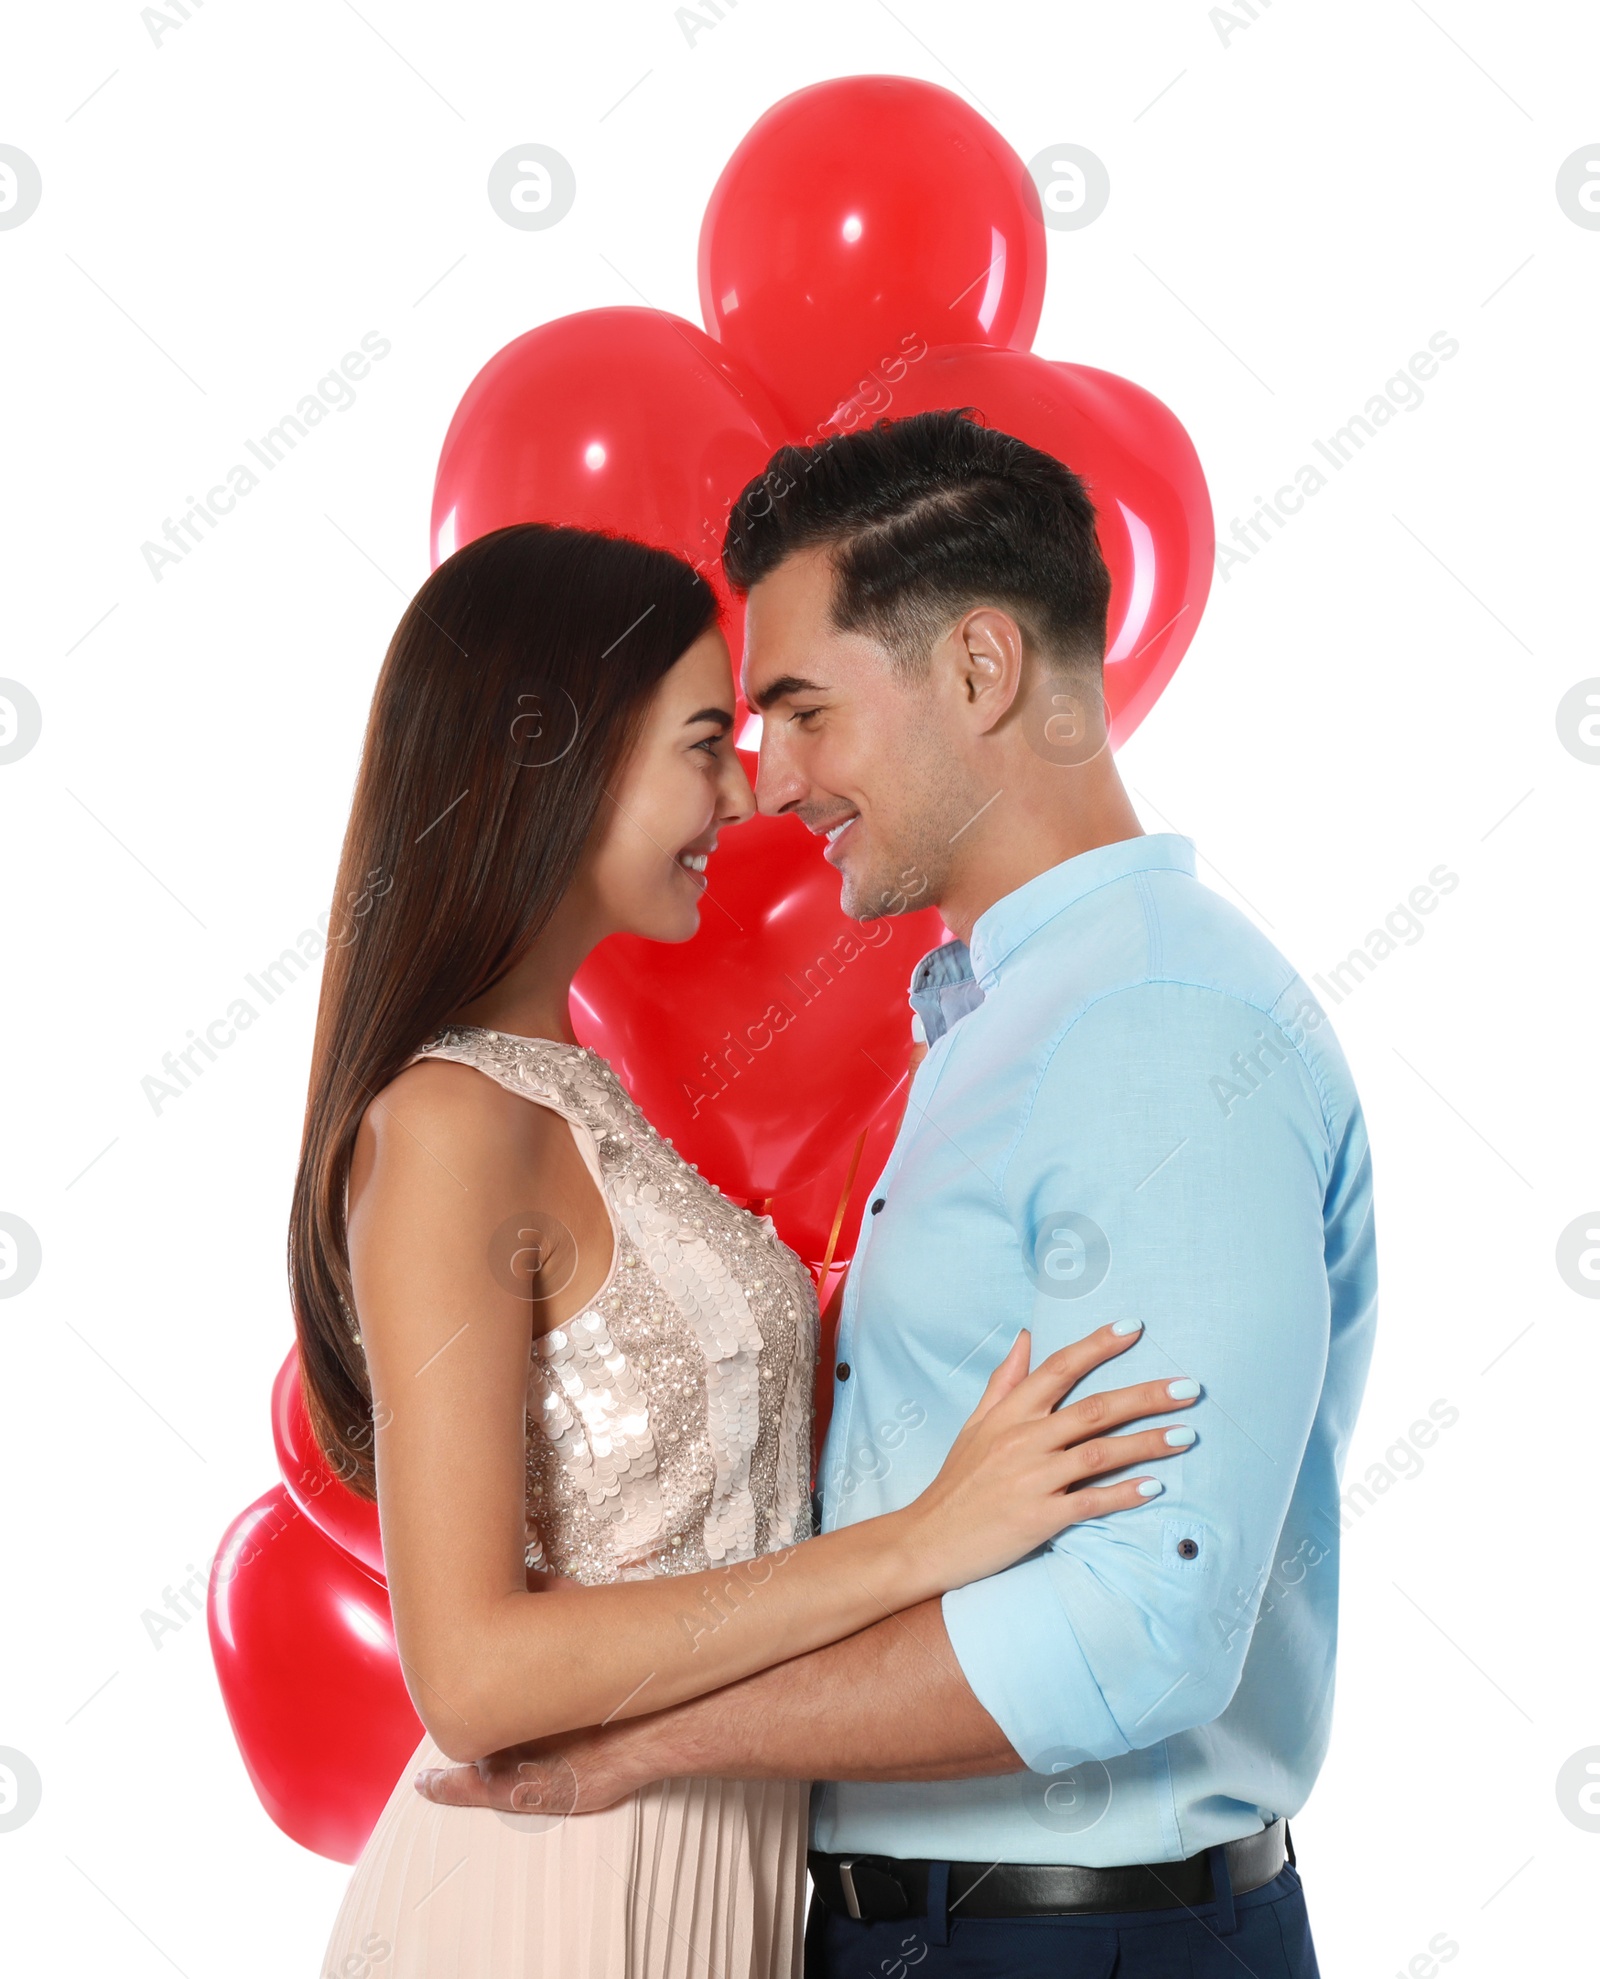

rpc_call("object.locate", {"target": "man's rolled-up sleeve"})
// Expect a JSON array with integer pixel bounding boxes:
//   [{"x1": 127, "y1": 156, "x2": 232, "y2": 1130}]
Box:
[{"x1": 941, "y1": 980, "x2": 1335, "y2": 1770}]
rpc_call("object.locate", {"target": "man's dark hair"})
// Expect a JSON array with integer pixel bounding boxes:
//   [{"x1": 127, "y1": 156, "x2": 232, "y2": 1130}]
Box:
[{"x1": 722, "y1": 408, "x2": 1112, "y2": 678}]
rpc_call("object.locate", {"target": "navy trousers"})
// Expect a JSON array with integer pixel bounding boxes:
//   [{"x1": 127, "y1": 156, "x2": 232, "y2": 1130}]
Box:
[{"x1": 804, "y1": 1856, "x2": 1320, "y2": 1978}]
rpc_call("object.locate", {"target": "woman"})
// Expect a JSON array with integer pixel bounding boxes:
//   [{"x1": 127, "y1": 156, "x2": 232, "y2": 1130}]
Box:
[{"x1": 298, "y1": 523, "x2": 1195, "y2": 1977}]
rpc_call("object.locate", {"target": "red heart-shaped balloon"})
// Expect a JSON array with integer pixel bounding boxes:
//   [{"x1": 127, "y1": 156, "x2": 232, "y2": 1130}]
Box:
[
  {"x1": 430, "y1": 304, "x2": 786, "y2": 667},
  {"x1": 699, "y1": 76, "x2": 1046, "y2": 433},
  {"x1": 272, "y1": 1347, "x2": 385, "y2": 1576},
  {"x1": 208, "y1": 1485, "x2": 420, "y2": 1863}
]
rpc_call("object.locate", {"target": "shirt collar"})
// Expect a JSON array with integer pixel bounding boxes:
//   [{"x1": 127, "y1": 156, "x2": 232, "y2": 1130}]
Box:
[
  {"x1": 967, "y1": 833, "x2": 1195, "y2": 985},
  {"x1": 906, "y1": 836, "x2": 1197, "y2": 1045},
  {"x1": 907, "y1": 938, "x2": 984, "y2": 1047}
]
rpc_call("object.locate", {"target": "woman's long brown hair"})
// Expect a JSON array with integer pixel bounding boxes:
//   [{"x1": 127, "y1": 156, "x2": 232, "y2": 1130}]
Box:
[{"x1": 289, "y1": 522, "x2": 718, "y2": 1497}]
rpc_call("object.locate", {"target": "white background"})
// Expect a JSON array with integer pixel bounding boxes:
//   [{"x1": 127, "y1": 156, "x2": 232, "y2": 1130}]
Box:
[{"x1": 2, "y1": 2, "x2": 1597, "y2": 1972}]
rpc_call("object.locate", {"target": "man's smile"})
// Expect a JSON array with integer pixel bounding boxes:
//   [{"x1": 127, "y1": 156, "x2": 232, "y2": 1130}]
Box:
[{"x1": 815, "y1": 809, "x2": 861, "y2": 864}]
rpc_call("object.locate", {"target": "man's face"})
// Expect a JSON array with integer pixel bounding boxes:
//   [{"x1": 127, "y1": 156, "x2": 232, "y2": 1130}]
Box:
[{"x1": 741, "y1": 547, "x2": 980, "y2": 921}]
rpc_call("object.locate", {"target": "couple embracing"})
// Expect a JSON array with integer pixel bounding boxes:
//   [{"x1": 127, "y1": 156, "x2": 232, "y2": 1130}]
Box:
[{"x1": 303, "y1": 409, "x2": 1376, "y2": 1978}]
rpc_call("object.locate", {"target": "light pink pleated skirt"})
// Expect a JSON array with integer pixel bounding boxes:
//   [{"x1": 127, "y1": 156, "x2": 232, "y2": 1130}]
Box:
[{"x1": 322, "y1": 1733, "x2": 809, "y2": 1978}]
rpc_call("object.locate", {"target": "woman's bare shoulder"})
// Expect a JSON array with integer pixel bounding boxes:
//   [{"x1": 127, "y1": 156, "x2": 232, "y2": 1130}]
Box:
[
  {"x1": 351, "y1": 1053, "x2": 577, "y2": 1210},
  {"x1": 348, "y1": 1050, "x2": 614, "y2": 1337}
]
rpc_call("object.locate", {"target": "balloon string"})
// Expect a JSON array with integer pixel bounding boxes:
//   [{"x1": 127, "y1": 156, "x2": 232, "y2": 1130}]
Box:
[{"x1": 815, "y1": 1128, "x2": 868, "y2": 1294}]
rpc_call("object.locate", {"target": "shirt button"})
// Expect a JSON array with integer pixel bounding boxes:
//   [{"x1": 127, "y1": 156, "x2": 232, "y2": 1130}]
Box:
[
  {"x1": 836, "y1": 1362, "x2": 851, "y2": 1381},
  {"x1": 870, "y1": 1198, "x2": 885, "y2": 1215},
  {"x1": 1177, "y1": 1538, "x2": 1199, "y2": 1560}
]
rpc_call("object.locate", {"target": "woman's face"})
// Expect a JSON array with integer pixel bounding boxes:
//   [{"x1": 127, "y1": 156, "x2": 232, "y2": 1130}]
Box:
[{"x1": 579, "y1": 627, "x2": 755, "y2": 942}]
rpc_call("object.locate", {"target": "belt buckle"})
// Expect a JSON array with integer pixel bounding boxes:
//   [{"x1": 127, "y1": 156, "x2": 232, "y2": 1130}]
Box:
[{"x1": 836, "y1": 1859, "x2": 862, "y2": 1921}]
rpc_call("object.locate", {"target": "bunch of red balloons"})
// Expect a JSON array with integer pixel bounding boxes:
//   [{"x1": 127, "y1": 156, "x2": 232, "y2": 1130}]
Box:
[{"x1": 209, "y1": 74, "x2": 1214, "y2": 1862}]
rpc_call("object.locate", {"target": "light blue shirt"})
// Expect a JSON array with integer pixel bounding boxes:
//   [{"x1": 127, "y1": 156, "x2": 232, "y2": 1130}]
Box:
[{"x1": 812, "y1": 833, "x2": 1377, "y2": 1866}]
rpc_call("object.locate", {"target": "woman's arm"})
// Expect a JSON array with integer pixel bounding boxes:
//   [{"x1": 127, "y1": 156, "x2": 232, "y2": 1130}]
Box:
[
  {"x1": 417, "y1": 1599, "x2": 1019, "y2": 1818},
  {"x1": 349, "y1": 1059, "x2": 1193, "y2": 1765}
]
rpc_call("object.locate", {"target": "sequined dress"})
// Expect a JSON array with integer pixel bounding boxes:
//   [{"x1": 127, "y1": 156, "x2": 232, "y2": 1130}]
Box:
[{"x1": 322, "y1": 1027, "x2": 818, "y2": 1978}]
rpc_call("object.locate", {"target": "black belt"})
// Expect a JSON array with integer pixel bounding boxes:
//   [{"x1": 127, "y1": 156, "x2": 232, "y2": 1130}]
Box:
[{"x1": 810, "y1": 1817, "x2": 1293, "y2": 1922}]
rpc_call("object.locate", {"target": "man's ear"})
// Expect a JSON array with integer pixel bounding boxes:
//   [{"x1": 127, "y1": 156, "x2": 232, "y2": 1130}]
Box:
[{"x1": 951, "y1": 607, "x2": 1026, "y2": 734}]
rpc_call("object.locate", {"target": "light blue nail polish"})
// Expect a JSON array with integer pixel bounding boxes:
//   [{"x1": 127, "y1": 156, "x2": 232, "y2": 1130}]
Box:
[
  {"x1": 1111, "y1": 1318, "x2": 1143, "y2": 1336},
  {"x1": 1136, "y1": 1479, "x2": 1164, "y2": 1497},
  {"x1": 1165, "y1": 1425, "x2": 1197, "y2": 1447},
  {"x1": 1167, "y1": 1378, "x2": 1200, "y2": 1400}
]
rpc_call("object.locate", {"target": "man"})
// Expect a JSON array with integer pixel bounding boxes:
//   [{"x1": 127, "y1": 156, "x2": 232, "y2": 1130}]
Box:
[{"x1": 423, "y1": 411, "x2": 1378, "y2": 1976}]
